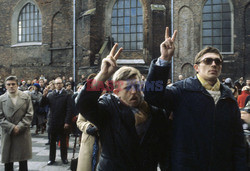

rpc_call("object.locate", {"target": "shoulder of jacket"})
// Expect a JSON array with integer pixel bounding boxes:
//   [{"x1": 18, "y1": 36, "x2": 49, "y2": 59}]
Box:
[{"x1": 19, "y1": 90, "x2": 30, "y2": 99}]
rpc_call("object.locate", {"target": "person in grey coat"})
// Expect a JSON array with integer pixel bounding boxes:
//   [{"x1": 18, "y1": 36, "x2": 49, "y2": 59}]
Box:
[{"x1": 0, "y1": 76, "x2": 33, "y2": 171}]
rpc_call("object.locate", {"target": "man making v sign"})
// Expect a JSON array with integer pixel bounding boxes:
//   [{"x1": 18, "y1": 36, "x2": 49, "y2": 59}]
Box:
[{"x1": 144, "y1": 27, "x2": 247, "y2": 170}]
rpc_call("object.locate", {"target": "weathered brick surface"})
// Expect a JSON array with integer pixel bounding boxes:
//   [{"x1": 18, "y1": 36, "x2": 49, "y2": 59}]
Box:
[{"x1": 0, "y1": 0, "x2": 249, "y2": 83}]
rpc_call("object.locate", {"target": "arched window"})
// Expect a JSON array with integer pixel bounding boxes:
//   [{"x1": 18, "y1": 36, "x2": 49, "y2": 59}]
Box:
[
  {"x1": 202, "y1": 0, "x2": 232, "y2": 53},
  {"x1": 18, "y1": 3, "x2": 42, "y2": 42},
  {"x1": 111, "y1": 0, "x2": 143, "y2": 50}
]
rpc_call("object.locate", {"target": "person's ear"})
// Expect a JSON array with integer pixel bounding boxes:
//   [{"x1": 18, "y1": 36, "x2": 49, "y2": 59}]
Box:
[{"x1": 193, "y1": 64, "x2": 199, "y2": 73}]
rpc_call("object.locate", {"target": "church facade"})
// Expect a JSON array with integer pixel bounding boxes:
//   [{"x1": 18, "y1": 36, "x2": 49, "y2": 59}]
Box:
[{"x1": 0, "y1": 0, "x2": 249, "y2": 82}]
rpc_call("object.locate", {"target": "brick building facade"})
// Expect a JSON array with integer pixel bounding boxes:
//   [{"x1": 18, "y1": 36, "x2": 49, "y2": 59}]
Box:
[{"x1": 0, "y1": 0, "x2": 249, "y2": 83}]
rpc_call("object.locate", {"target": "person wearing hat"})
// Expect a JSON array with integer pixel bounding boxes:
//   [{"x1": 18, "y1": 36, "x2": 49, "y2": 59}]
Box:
[{"x1": 31, "y1": 83, "x2": 46, "y2": 134}]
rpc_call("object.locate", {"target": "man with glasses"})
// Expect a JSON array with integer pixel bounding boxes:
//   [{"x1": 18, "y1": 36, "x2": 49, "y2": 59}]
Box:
[
  {"x1": 41, "y1": 77, "x2": 72, "y2": 165},
  {"x1": 144, "y1": 27, "x2": 247, "y2": 170},
  {"x1": 0, "y1": 76, "x2": 33, "y2": 171}
]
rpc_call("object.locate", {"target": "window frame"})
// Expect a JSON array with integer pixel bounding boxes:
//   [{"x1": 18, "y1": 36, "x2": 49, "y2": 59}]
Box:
[
  {"x1": 111, "y1": 0, "x2": 143, "y2": 51},
  {"x1": 201, "y1": 0, "x2": 234, "y2": 54}
]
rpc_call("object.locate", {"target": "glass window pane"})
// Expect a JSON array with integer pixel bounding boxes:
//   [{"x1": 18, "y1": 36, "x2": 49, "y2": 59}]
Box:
[
  {"x1": 125, "y1": 34, "x2": 130, "y2": 41},
  {"x1": 213, "y1": 37, "x2": 221, "y2": 44},
  {"x1": 137, "y1": 8, "x2": 142, "y2": 15},
  {"x1": 112, "y1": 18, "x2": 117, "y2": 25},
  {"x1": 206, "y1": 0, "x2": 212, "y2": 4},
  {"x1": 222, "y1": 13, "x2": 230, "y2": 20},
  {"x1": 137, "y1": 25, "x2": 143, "y2": 32},
  {"x1": 138, "y1": 34, "x2": 143, "y2": 41},
  {"x1": 124, "y1": 17, "x2": 130, "y2": 25},
  {"x1": 118, "y1": 9, "x2": 123, "y2": 16},
  {"x1": 213, "y1": 0, "x2": 221, "y2": 4},
  {"x1": 222, "y1": 4, "x2": 230, "y2": 12},
  {"x1": 213, "y1": 5, "x2": 221, "y2": 13},
  {"x1": 118, "y1": 1, "x2": 123, "y2": 8},
  {"x1": 203, "y1": 13, "x2": 211, "y2": 21},
  {"x1": 212, "y1": 13, "x2": 221, "y2": 20},
  {"x1": 222, "y1": 45, "x2": 231, "y2": 52},
  {"x1": 203, "y1": 21, "x2": 212, "y2": 29},
  {"x1": 203, "y1": 29, "x2": 212, "y2": 36},
  {"x1": 222, "y1": 29, "x2": 231, "y2": 36},
  {"x1": 131, "y1": 25, "x2": 136, "y2": 32},
  {"x1": 203, "y1": 6, "x2": 211, "y2": 13},
  {"x1": 118, "y1": 26, "x2": 123, "y2": 32},
  {"x1": 131, "y1": 42, "x2": 136, "y2": 50},
  {"x1": 131, "y1": 8, "x2": 136, "y2": 16},
  {"x1": 213, "y1": 21, "x2": 222, "y2": 28},
  {"x1": 131, "y1": 0, "x2": 136, "y2": 7},
  {"x1": 131, "y1": 34, "x2": 136, "y2": 41},
  {"x1": 213, "y1": 45, "x2": 221, "y2": 51},
  {"x1": 118, "y1": 18, "x2": 123, "y2": 24},
  {"x1": 112, "y1": 34, "x2": 117, "y2": 41},
  {"x1": 213, "y1": 29, "x2": 221, "y2": 36},
  {"x1": 118, "y1": 34, "x2": 123, "y2": 41},
  {"x1": 124, "y1": 42, "x2": 130, "y2": 49},
  {"x1": 124, "y1": 26, "x2": 130, "y2": 33},
  {"x1": 125, "y1": 9, "x2": 130, "y2": 16},
  {"x1": 131, "y1": 17, "x2": 136, "y2": 24},
  {"x1": 112, "y1": 26, "x2": 117, "y2": 33},
  {"x1": 137, "y1": 42, "x2": 143, "y2": 49},
  {"x1": 203, "y1": 37, "x2": 212, "y2": 44},
  {"x1": 137, "y1": 16, "x2": 143, "y2": 24},
  {"x1": 137, "y1": 0, "x2": 141, "y2": 7},
  {"x1": 222, "y1": 37, "x2": 231, "y2": 44},
  {"x1": 125, "y1": 0, "x2": 129, "y2": 7},
  {"x1": 112, "y1": 10, "x2": 117, "y2": 16},
  {"x1": 223, "y1": 21, "x2": 230, "y2": 28}
]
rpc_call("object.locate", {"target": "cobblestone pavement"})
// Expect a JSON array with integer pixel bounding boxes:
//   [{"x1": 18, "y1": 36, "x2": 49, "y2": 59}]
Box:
[{"x1": 0, "y1": 127, "x2": 80, "y2": 171}]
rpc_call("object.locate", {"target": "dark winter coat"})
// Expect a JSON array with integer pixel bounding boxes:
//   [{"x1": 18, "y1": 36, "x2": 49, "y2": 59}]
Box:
[
  {"x1": 144, "y1": 59, "x2": 247, "y2": 171},
  {"x1": 40, "y1": 89, "x2": 72, "y2": 133},
  {"x1": 75, "y1": 81, "x2": 171, "y2": 171}
]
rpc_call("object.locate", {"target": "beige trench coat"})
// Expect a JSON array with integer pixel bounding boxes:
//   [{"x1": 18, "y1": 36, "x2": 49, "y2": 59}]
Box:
[
  {"x1": 76, "y1": 114, "x2": 101, "y2": 171},
  {"x1": 0, "y1": 90, "x2": 33, "y2": 163}
]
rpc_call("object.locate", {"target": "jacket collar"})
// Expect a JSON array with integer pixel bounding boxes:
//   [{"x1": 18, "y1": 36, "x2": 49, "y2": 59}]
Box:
[
  {"x1": 180, "y1": 76, "x2": 235, "y2": 101},
  {"x1": 1, "y1": 90, "x2": 29, "y2": 117}
]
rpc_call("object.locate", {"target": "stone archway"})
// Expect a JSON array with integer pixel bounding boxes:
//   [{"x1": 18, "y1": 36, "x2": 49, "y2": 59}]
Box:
[{"x1": 181, "y1": 63, "x2": 195, "y2": 78}]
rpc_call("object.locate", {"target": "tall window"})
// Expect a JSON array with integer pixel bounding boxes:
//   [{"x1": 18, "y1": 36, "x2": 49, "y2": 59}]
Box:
[
  {"x1": 18, "y1": 3, "x2": 42, "y2": 43},
  {"x1": 202, "y1": 0, "x2": 232, "y2": 53},
  {"x1": 111, "y1": 0, "x2": 143, "y2": 50}
]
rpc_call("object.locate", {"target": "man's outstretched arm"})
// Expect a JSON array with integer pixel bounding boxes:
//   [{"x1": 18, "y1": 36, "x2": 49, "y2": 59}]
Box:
[
  {"x1": 75, "y1": 44, "x2": 123, "y2": 126},
  {"x1": 144, "y1": 27, "x2": 178, "y2": 109}
]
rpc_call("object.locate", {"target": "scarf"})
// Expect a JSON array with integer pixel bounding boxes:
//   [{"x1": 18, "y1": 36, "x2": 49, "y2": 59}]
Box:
[{"x1": 197, "y1": 74, "x2": 220, "y2": 91}]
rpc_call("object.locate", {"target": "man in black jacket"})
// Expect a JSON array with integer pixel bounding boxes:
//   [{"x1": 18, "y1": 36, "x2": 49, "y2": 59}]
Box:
[
  {"x1": 75, "y1": 44, "x2": 170, "y2": 171},
  {"x1": 144, "y1": 27, "x2": 247, "y2": 170},
  {"x1": 41, "y1": 77, "x2": 72, "y2": 165}
]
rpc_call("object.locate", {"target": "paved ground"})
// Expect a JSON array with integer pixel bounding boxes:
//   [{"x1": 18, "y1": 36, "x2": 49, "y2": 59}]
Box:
[{"x1": 0, "y1": 127, "x2": 80, "y2": 171}]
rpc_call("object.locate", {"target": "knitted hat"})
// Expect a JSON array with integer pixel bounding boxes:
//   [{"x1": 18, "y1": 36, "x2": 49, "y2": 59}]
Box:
[{"x1": 33, "y1": 83, "x2": 40, "y2": 89}]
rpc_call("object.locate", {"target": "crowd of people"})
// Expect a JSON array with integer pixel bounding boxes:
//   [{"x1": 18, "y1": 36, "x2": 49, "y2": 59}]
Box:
[{"x1": 0, "y1": 26, "x2": 250, "y2": 171}]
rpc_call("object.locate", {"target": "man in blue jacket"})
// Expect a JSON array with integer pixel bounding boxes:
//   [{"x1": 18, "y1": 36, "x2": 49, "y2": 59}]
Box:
[
  {"x1": 76, "y1": 44, "x2": 170, "y2": 171},
  {"x1": 144, "y1": 27, "x2": 247, "y2": 170}
]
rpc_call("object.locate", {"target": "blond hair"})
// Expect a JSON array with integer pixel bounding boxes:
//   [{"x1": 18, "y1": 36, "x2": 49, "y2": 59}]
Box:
[{"x1": 112, "y1": 66, "x2": 142, "y2": 88}]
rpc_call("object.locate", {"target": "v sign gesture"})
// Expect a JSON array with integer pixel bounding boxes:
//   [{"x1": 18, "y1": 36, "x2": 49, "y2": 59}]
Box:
[
  {"x1": 94, "y1": 43, "x2": 123, "y2": 83},
  {"x1": 160, "y1": 27, "x2": 177, "y2": 61}
]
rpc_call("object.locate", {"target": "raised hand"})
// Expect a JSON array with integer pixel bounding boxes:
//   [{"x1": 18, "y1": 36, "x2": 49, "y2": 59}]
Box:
[
  {"x1": 98, "y1": 43, "x2": 123, "y2": 81},
  {"x1": 160, "y1": 27, "x2": 177, "y2": 61}
]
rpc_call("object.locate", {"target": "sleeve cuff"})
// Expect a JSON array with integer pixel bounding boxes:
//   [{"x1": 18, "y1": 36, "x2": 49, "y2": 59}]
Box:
[{"x1": 156, "y1": 58, "x2": 171, "y2": 66}]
